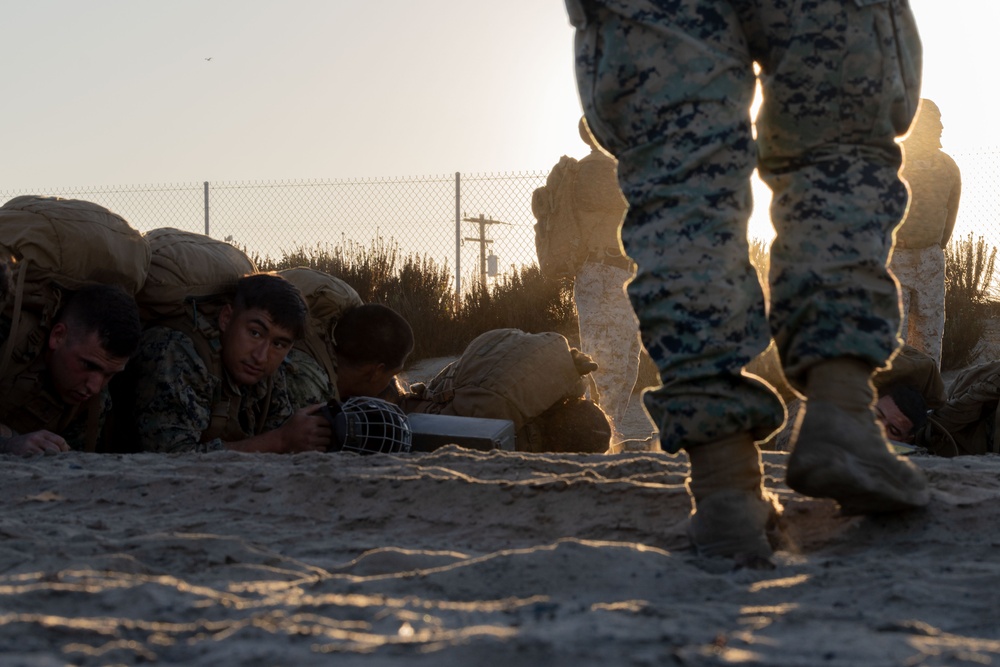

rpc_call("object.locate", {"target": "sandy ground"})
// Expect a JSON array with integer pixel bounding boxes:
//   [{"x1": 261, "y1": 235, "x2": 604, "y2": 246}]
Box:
[{"x1": 2, "y1": 359, "x2": 1000, "y2": 666}]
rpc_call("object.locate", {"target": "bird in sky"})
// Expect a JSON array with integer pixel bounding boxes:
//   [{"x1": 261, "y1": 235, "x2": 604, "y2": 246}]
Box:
[{"x1": 204, "y1": 57, "x2": 213, "y2": 62}]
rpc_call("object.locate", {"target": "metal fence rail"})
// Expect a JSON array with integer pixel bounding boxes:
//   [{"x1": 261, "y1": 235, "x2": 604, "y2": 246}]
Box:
[
  {"x1": 3, "y1": 149, "x2": 998, "y2": 293},
  {"x1": 1, "y1": 171, "x2": 548, "y2": 295}
]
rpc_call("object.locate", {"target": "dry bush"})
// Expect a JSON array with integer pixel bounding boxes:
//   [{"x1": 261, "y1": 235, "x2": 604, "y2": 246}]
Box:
[
  {"x1": 942, "y1": 233, "x2": 998, "y2": 370},
  {"x1": 256, "y1": 241, "x2": 575, "y2": 362}
]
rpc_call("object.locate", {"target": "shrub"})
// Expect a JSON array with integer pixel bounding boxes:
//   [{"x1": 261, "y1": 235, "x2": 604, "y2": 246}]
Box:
[
  {"x1": 253, "y1": 231, "x2": 1000, "y2": 378},
  {"x1": 942, "y1": 233, "x2": 998, "y2": 370},
  {"x1": 255, "y1": 240, "x2": 576, "y2": 363}
]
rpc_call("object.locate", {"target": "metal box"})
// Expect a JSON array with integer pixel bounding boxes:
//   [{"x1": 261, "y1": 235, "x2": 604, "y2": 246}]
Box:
[{"x1": 406, "y1": 413, "x2": 516, "y2": 452}]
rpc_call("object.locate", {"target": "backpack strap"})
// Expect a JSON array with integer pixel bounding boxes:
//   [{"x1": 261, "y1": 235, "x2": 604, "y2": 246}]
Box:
[
  {"x1": 0, "y1": 258, "x2": 30, "y2": 379},
  {"x1": 156, "y1": 302, "x2": 246, "y2": 444},
  {"x1": 915, "y1": 413, "x2": 960, "y2": 458},
  {"x1": 202, "y1": 391, "x2": 242, "y2": 444}
]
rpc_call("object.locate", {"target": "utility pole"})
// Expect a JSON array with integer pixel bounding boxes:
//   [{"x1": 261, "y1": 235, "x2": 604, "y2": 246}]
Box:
[{"x1": 461, "y1": 213, "x2": 508, "y2": 286}]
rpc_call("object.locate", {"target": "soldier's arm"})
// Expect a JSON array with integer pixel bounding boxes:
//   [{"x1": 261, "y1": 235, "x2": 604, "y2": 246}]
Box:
[
  {"x1": 0, "y1": 429, "x2": 70, "y2": 456},
  {"x1": 133, "y1": 328, "x2": 221, "y2": 453},
  {"x1": 221, "y1": 403, "x2": 331, "y2": 454},
  {"x1": 222, "y1": 365, "x2": 330, "y2": 454}
]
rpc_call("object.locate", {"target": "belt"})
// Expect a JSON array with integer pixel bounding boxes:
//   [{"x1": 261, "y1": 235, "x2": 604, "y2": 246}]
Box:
[{"x1": 585, "y1": 250, "x2": 635, "y2": 272}]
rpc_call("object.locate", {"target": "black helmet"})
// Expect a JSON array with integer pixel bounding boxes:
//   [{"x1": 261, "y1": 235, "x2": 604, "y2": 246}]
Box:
[{"x1": 323, "y1": 397, "x2": 412, "y2": 454}]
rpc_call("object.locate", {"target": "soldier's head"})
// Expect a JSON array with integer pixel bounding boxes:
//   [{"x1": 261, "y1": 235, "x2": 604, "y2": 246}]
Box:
[
  {"x1": 876, "y1": 384, "x2": 927, "y2": 444},
  {"x1": 46, "y1": 284, "x2": 142, "y2": 405},
  {"x1": 334, "y1": 303, "x2": 414, "y2": 400},
  {"x1": 526, "y1": 396, "x2": 612, "y2": 454},
  {"x1": 219, "y1": 273, "x2": 308, "y2": 386},
  {"x1": 905, "y1": 98, "x2": 943, "y2": 150}
]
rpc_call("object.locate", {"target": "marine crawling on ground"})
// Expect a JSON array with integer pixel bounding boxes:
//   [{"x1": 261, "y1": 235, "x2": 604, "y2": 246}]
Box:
[{"x1": 131, "y1": 273, "x2": 331, "y2": 454}]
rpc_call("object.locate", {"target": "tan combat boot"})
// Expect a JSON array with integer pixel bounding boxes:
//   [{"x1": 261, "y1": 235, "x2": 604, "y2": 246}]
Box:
[
  {"x1": 786, "y1": 357, "x2": 930, "y2": 514},
  {"x1": 686, "y1": 432, "x2": 783, "y2": 559}
]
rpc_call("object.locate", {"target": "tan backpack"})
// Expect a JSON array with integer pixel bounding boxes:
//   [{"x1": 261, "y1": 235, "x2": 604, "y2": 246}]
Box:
[
  {"x1": 532, "y1": 156, "x2": 588, "y2": 280},
  {"x1": 278, "y1": 267, "x2": 363, "y2": 395},
  {"x1": 411, "y1": 328, "x2": 593, "y2": 431},
  {"x1": 0, "y1": 194, "x2": 150, "y2": 377},
  {"x1": 0, "y1": 195, "x2": 151, "y2": 449},
  {"x1": 136, "y1": 227, "x2": 257, "y2": 324}
]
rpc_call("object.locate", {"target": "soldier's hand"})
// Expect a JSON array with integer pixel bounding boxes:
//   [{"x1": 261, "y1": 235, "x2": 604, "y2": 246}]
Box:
[
  {"x1": 0, "y1": 431, "x2": 71, "y2": 456},
  {"x1": 280, "y1": 404, "x2": 332, "y2": 453}
]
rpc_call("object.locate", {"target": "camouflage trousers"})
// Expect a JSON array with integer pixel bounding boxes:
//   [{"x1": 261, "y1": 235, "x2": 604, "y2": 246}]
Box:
[
  {"x1": 567, "y1": 0, "x2": 921, "y2": 452},
  {"x1": 574, "y1": 261, "x2": 642, "y2": 438},
  {"x1": 890, "y1": 246, "x2": 946, "y2": 368}
]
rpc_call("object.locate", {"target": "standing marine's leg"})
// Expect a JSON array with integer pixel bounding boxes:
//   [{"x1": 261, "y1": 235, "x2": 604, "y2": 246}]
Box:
[
  {"x1": 574, "y1": 261, "x2": 643, "y2": 441},
  {"x1": 568, "y1": 0, "x2": 784, "y2": 559},
  {"x1": 570, "y1": 0, "x2": 784, "y2": 452},
  {"x1": 903, "y1": 247, "x2": 946, "y2": 366},
  {"x1": 752, "y1": 0, "x2": 929, "y2": 512},
  {"x1": 889, "y1": 245, "x2": 945, "y2": 366}
]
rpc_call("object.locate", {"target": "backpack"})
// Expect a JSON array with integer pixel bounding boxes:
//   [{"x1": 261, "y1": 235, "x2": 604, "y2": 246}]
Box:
[
  {"x1": 136, "y1": 227, "x2": 257, "y2": 324},
  {"x1": 916, "y1": 360, "x2": 1000, "y2": 457},
  {"x1": 278, "y1": 266, "x2": 364, "y2": 395},
  {"x1": 0, "y1": 195, "x2": 151, "y2": 450},
  {"x1": 531, "y1": 156, "x2": 587, "y2": 279},
  {"x1": 407, "y1": 328, "x2": 595, "y2": 438}
]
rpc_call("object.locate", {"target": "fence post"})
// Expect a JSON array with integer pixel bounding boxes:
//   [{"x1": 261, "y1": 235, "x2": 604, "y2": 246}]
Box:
[
  {"x1": 203, "y1": 181, "x2": 211, "y2": 236},
  {"x1": 454, "y1": 171, "x2": 462, "y2": 310}
]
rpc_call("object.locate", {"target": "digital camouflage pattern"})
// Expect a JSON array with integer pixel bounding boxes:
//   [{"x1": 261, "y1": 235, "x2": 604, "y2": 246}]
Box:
[
  {"x1": 574, "y1": 261, "x2": 642, "y2": 436},
  {"x1": 889, "y1": 99, "x2": 961, "y2": 367},
  {"x1": 284, "y1": 347, "x2": 335, "y2": 408},
  {"x1": 567, "y1": 0, "x2": 921, "y2": 452},
  {"x1": 568, "y1": 124, "x2": 644, "y2": 439},
  {"x1": 890, "y1": 246, "x2": 946, "y2": 367},
  {"x1": 132, "y1": 326, "x2": 295, "y2": 453}
]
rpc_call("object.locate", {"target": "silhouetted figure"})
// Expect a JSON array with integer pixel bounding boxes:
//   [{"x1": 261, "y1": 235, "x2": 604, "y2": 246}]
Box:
[
  {"x1": 890, "y1": 98, "x2": 962, "y2": 368},
  {"x1": 533, "y1": 118, "x2": 650, "y2": 446}
]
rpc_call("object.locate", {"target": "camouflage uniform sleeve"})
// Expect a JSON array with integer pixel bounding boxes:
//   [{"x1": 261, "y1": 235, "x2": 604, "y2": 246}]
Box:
[
  {"x1": 262, "y1": 363, "x2": 297, "y2": 433},
  {"x1": 133, "y1": 327, "x2": 223, "y2": 453},
  {"x1": 282, "y1": 348, "x2": 333, "y2": 410}
]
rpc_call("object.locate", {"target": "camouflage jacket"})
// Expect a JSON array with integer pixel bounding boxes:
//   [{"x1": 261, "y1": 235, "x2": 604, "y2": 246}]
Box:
[
  {"x1": 132, "y1": 326, "x2": 294, "y2": 453},
  {"x1": 283, "y1": 347, "x2": 335, "y2": 408}
]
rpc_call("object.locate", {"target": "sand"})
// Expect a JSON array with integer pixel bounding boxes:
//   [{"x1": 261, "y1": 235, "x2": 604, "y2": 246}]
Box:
[{"x1": 2, "y1": 362, "x2": 1000, "y2": 666}]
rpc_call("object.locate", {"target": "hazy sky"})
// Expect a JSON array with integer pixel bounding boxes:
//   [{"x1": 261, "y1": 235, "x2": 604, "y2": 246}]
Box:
[{"x1": 1, "y1": 1, "x2": 996, "y2": 190}]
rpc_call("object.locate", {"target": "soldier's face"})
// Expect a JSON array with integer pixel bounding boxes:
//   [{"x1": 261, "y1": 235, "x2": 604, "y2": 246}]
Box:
[
  {"x1": 875, "y1": 396, "x2": 915, "y2": 444},
  {"x1": 47, "y1": 323, "x2": 128, "y2": 405},
  {"x1": 218, "y1": 305, "x2": 294, "y2": 386}
]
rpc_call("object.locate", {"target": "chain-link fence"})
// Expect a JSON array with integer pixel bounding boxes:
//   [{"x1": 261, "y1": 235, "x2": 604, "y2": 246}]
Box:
[
  {"x1": 949, "y1": 150, "x2": 1000, "y2": 246},
  {"x1": 0, "y1": 171, "x2": 548, "y2": 295},
  {"x1": 2, "y1": 148, "x2": 999, "y2": 293}
]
